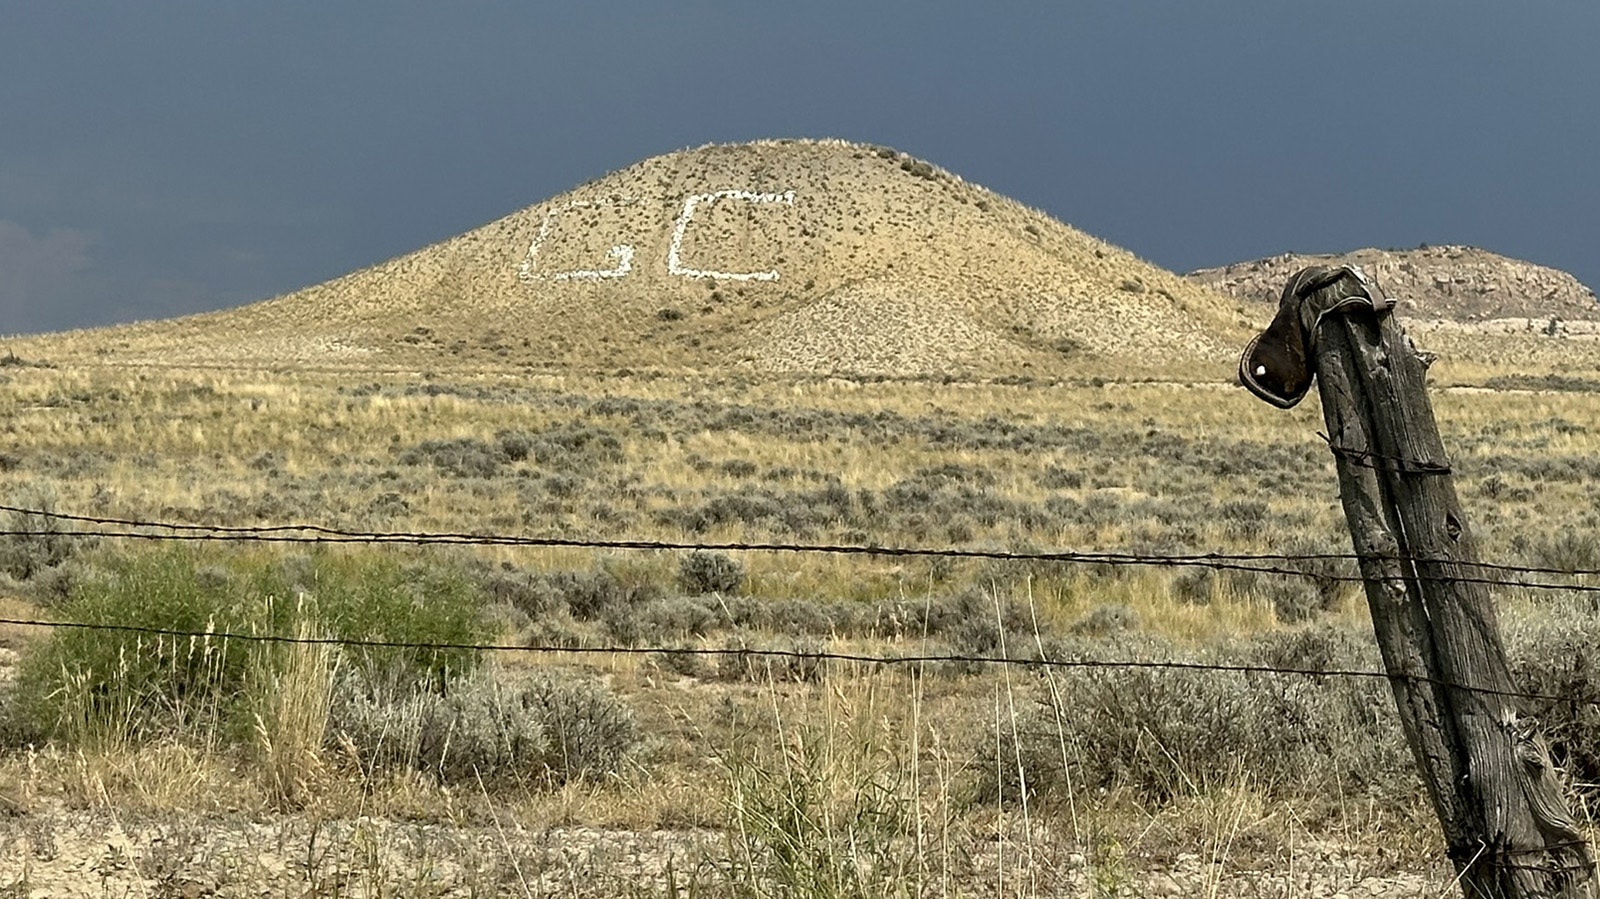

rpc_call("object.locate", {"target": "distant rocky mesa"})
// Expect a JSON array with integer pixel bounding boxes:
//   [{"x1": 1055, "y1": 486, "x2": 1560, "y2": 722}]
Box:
[{"x1": 1186, "y1": 246, "x2": 1600, "y2": 332}]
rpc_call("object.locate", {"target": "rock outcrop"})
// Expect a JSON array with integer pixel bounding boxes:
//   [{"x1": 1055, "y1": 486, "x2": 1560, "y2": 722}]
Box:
[{"x1": 1187, "y1": 245, "x2": 1599, "y2": 323}]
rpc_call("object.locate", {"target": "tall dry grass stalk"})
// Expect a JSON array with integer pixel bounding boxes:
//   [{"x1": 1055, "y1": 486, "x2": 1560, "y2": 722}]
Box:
[
  {"x1": 250, "y1": 593, "x2": 338, "y2": 809},
  {"x1": 719, "y1": 667, "x2": 958, "y2": 898},
  {"x1": 48, "y1": 628, "x2": 230, "y2": 751}
]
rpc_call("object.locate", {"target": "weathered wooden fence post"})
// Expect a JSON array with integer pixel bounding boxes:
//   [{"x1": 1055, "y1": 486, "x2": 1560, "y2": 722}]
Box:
[{"x1": 1240, "y1": 265, "x2": 1596, "y2": 899}]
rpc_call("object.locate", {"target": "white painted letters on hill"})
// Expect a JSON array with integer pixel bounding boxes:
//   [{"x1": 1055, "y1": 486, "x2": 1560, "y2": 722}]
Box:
[{"x1": 518, "y1": 190, "x2": 796, "y2": 283}]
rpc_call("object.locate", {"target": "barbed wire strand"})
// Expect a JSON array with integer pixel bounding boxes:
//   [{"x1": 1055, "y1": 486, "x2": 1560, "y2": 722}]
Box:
[
  {"x1": 11, "y1": 504, "x2": 1598, "y2": 580},
  {"x1": 0, "y1": 614, "x2": 1586, "y2": 707},
  {"x1": 5, "y1": 505, "x2": 1599, "y2": 703},
  {"x1": 2, "y1": 504, "x2": 1372, "y2": 561},
  {"x1": 3, "y1": 506, "x2": 1599, "y2": 595},
  {"x1": 1319, "y1": 438, "x2": 1453, "y2": 475}
]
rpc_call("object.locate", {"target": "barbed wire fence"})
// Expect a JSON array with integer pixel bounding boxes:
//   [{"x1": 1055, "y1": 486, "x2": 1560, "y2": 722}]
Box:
[
  {"x1": 2, "y1": 502, "x2": 1597, "y2": 706},
  {"x1": 7, "y1": 498, "x2": 1600, "y2": 886}
]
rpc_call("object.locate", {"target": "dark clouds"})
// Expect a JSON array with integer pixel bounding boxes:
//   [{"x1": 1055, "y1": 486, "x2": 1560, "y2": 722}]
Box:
[
  {"x1": 1, "y1": 1, "x2": 1596, "y2": 335},
  {"x1": 0, "y1": 221, "x2": 94, "y2": 331}
]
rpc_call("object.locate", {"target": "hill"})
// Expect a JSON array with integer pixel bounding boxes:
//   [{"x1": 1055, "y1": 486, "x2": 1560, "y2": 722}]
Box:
[
  {"x1": 17, "y1": 139, "x2": 1247, "y2": 377},
  {"x1": 1186, "y1": 245, "x2": 1600, "y2": 325}
]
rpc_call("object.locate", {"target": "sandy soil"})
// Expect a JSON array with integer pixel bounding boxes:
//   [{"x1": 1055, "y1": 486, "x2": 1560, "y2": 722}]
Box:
[{"x1": 0, "y1": 803, "x2": 1454, "y2": 898}]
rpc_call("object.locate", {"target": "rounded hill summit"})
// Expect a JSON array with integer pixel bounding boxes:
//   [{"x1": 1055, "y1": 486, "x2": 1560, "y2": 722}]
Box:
[{"x1": 42, "y1": 139, "x2": 1247, "y2": 376}]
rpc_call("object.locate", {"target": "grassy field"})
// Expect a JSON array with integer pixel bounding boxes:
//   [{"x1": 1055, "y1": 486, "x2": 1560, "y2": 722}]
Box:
[{"x1": 3, "y1": 351, "x2": 1600, "y2": 896}]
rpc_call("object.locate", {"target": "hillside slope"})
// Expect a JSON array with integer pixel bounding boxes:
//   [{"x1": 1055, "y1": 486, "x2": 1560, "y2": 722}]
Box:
[{"x1": 20, "y1": 140, "x2": 1247, "y2": 377}]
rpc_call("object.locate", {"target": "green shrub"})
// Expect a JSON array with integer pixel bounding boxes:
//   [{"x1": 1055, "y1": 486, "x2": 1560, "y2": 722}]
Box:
[
  {"x1": 301, "y1": 552, "x2": 486, "y2": 692},
  {"x1": 12, "y1": 547, "x2": 259, "y2": 745},
  {"x1": 7, "y1": 546, "x2": 490, "y2": 747}
]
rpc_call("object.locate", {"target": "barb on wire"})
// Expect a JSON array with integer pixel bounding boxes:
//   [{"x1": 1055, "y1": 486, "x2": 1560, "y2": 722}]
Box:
[{"x1": 1317, "y1": 432, "x2": 1453, "y2": 475}]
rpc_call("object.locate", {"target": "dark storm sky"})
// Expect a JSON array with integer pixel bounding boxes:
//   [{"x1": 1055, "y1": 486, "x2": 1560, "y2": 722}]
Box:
[{"x1": 2, "y1": 1, "x2": 1595, "y2": 335}]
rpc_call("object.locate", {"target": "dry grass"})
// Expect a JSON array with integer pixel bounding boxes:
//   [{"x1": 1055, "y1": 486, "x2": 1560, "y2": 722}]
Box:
[
  {"x1": 249, "y1": 600, "x2": 338, "y2": 809},
  {"x1": 4, "y1": 361, "x2": 1596, "y2": 604},
  {"x1": 0, "y1": 660, "x2": 1457, "y2": 896}
]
